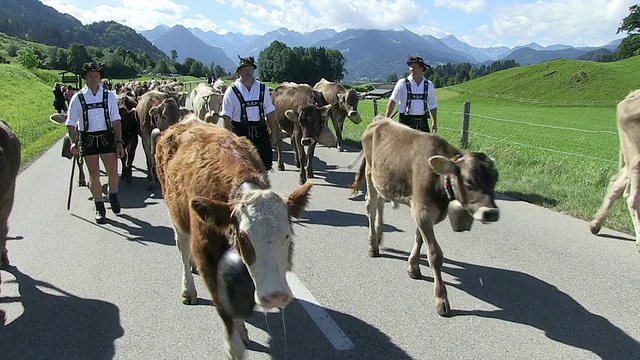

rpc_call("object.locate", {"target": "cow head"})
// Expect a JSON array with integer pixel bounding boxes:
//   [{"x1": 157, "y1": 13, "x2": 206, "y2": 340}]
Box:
[
  {"x1": 285, "y1": 104, "x2": 331, "y2": 146},
  {"x1": 149, "y1": 98, "x2": 180, "y2": 131},
  {"x1": 339, "y1": 89, "x2": 362, "y2": 124},
  {"x1": 429, "y1": 152, "x2": 499, "y2": 226},
  {"x1": 190, "y1": 182, "x2": 312, "y2": 309}
]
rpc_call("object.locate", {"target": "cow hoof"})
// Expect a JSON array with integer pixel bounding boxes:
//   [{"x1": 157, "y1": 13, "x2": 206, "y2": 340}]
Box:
[
  {"x1": 589, "y1": 221, "x2": 601, "y2": 235},
  {"x1": 339, "y1": 147, "x2": 345, "y2": 152},
  {"x1": 181, "y1": 290, "x2": 198, "y2": 305},
  {"x1": 278, "y1": 164, "x2": 285, "y2": 171},
  {"x1": 299, "y1": 177, "x2": 307, "y2": 185},
  {"x1": 407, "y1": 268, "x2": 422, "y2": 279},
  {"x1": 368, "y1": 248, "x2": 380, "y2": 257},
  {"x1": 436, "y1": 299, "x2": 451, "y2": 317},
  {"x1": 78, "y1": 180, "x2": 87, "y2": 187},
  {"x1": 307, "y1": 173, "x2": 315, "y2": 179}
]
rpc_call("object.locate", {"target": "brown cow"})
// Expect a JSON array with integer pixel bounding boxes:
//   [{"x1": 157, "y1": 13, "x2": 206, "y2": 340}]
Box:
[
  {"x1": 313, "y1": 78, "x2": 362, "y2": 152},
  {"x1": 155, "y1": 119, "x2": 311, "y2": 359},
  {"x1": 0, "y1": 120, "x2": 21, "y2": 269},
  {"x1": 272, "y1": 83, "x2": 334, "y2": 184},
  {"x1": 116, "y1": 94, "x2": 139, "y2": 183},
  {"x1": 136, "y1": 91, "x2": 181, "y2": 189},
  {"x1": 351, "y1": 115, "x2": 499, "y2": 316},
  {"x1": 590, "y1": 89, "x2": 640, "y2": 249}
]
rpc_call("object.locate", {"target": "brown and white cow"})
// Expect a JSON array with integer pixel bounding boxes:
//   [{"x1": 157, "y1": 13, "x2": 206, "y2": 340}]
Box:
[
  {"x1": 350, "y1": 115, "x2": 500, "y2": 316},
  {"x1": 136, "y1": 91, "x2": 181, "y2": 189},
  {"x1": 155, "y1": 119, "x2": 311, "y2": 359},
  {"x1": 272, "y1": 83, "x2": 334, "y2": 184},
  {"x1": 116, "y1": 94, "x2": 139, "y2": 183},
  {"x1": 0, "y1": 120, "x2": 21, "y2": 269},
  {"x1": 313, "y1": 78, "x2": 362, "y2": 152},
  {"x1": 590, "y1": 89, "x2": 640, "y2": 250}
]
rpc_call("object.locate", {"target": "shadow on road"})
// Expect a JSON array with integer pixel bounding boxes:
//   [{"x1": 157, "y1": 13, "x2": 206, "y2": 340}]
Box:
[
  {"x1": 0, "y1": 266, "x2": 124, "y2": 359},
  {"x1": 298, "y1": 209, "x2": 402, "y2": 233},
  {"x1": 246, "y1": 298, "x2": 412, "y2": 359},
  {"x1": 366, "y1": 246, "x2": 640, "y2": 360}
]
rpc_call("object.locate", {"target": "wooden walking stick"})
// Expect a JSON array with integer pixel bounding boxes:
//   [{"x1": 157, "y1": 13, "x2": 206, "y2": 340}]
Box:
[{"x1": 67, "y1": 156, "x2": 76, "y2": 210}]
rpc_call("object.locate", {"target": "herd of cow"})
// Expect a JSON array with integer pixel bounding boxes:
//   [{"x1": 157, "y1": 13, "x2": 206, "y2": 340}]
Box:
[{"x1": 0, "y1": 80, "x2": 639, "y2": 358}]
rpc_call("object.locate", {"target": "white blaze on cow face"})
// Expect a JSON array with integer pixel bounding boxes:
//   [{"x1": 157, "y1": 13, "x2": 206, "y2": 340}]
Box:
[{"x1": 234, "y1": 189, "x2": 293, "y2": 309}]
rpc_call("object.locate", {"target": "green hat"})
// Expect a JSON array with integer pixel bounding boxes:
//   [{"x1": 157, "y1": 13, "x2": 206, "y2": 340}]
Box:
[
  {"x1": 406, "y1": 56, "x2": 430, "y2": 72},
  {"x1": 82, "y1": 62, "x2": 105, "y2": 77},
  {"x1": 236, "y1": 55, "x2": 257, "y2": 74}
]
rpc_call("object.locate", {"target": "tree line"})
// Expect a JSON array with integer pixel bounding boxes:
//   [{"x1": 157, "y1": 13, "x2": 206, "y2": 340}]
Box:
[
  {"x1": 257, "y1": 40, "x2": 346, "y2": 83},
  {"x1": 12, "y1": 41, "x2": 227, "y2": 79}
]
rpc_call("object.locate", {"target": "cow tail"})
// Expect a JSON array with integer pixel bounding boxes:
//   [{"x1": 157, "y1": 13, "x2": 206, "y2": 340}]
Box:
[{"x1": 350, "y1": 155, "x2": 366, "y2": 195}]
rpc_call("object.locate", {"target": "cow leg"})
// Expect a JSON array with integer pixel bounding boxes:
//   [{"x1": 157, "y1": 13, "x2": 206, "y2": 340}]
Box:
[
  {"x1": 0, "y1": 181, "x2": 15, "y2": 268},
  {"x1": 590, "y1": 168, "x2": 627, "y2": 235},
  {"x1": 365, "y1": 175, "x2": 382, "y2": 257},
  {"x1": 410, "y1": 202, "x2": 449, "y2": 316},
  {"x1": 141, "y1": 134, "x2": 155, "y2": 190},
  {"x1": 332, "y1": 116, "x2": 345, "y2": 152},
  {"x1": 218, "y1": 308, "x2": 247, "y2": 359},
  {"x1": 295, "y1": 140, "x2": 307, "y2": 185},
  {"x1": 121, "y1": 136, "x2": 138, "y2": 183},
  {"x1": 626, "y1": 164, "x2": 640, "y2": 246},
  {"x1": 175, "y1": 227, "x2": 197, "y2": 305},
  {"x1": 306, "y1": 142, "x2": 317, "y2": 179},
  {"x1": 275, "y1": 129, "x2": 284, "y2": 171}
]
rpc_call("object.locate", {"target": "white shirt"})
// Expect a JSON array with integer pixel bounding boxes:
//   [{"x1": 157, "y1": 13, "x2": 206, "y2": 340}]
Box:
[
  {"x1": 388, "y1": 75, "x2": 437, "y2": 116},
  {"x1": 220, "y1": 78, "x2": 275, "y2": 122},
  {"x1": 65, "y1": 85, "x2": 121, "y2": 132}
]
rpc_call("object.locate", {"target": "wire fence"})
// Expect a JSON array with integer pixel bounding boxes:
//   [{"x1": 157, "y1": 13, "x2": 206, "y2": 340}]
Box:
[
  {"x1": 451, "y1": 88, "x2": 619, "y2": 107},
  {"x1": 366, "y1": 98, "x2": 619, "y2": 165}
]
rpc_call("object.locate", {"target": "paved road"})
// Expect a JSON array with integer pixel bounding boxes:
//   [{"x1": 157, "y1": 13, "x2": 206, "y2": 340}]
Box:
[{"x1": 1, "y1": 130, "x2": 639, "y2": 360}]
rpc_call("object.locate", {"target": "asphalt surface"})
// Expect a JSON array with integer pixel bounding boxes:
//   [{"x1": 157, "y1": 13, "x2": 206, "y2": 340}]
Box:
[{"x1": 1, "y1": 128, "x2": 639, "y2": 360}]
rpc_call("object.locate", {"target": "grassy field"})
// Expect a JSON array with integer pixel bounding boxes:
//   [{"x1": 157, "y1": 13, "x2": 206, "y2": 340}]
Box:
[{"x1": 2, "y1": 56, "x2": 639, "y2": 237}]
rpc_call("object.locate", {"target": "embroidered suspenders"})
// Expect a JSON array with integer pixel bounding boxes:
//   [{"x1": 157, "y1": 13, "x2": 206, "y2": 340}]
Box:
[
  {"x1": 231, "y1": 83, "x2": 266, "y2": 126},
  {"x1": 404, "y1": 77, "x2": 429, "y2": 118},
  {"x1": 78, "y1": 88, "x2": 111, "y2": 132}
]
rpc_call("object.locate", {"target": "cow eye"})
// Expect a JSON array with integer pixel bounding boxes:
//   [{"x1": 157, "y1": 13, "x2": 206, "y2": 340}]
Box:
[{"x1": 464, "y1": 179, "x2": 475, "y2": 188}]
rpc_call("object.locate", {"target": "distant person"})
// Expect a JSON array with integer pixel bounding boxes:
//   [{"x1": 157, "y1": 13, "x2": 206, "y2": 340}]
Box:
[
  {"x1": 65, "y1": 85, "x2": 75, "y2": 107},
  {"x1": 53, "y1": 83, "x2": 67, "y2": 114},
  {"x1": 65, "y1": 62, "x2": 124, "y2": 224},
  {"x1": 385, "y1": 55, "x2": 437, "y2": 134},
  {"x1": 220, "y1": 56, "x2": 278, "y2": 171}
]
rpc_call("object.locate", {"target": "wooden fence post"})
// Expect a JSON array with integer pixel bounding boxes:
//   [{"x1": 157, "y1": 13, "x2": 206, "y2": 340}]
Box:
[
  {"x1": 373, "y1": 98, "x2": 378, "y2": 116},
  {"x1": 461, "y1": 101, "x2": 470, "y2": 148}
]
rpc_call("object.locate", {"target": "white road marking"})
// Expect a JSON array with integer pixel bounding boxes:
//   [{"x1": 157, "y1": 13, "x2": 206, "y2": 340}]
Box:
[{"x1": 286, "y1": 272, "x2": 356, "y2": 351}]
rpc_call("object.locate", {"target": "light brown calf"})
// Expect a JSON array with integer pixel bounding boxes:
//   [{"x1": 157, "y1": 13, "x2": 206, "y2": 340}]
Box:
[
  {"x1": 591, "y1": 89, "x2": 640, "y2": 250},
  {"x1": 351, "y1": 115, "x2": 499, "y2": 316}
]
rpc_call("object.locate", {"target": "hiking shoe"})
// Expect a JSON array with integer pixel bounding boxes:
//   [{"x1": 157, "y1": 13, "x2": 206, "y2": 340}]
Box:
[
  {"x1": 95, "y1": 202, "x2": 106, "y2": 224},
  {"x1": 109, "y1": 192, "x2": 121, "y2": 214}
]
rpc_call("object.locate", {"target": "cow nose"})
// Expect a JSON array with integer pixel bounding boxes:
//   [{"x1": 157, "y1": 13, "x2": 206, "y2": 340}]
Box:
[
  {"x1": 301, "y1": 137, "x2": 316, "y2": 146},
  {"x1": 260, "y1": 292, "x2": 292, "y2": 308},
  {"x1": 482, "y1": 208, "x2": 500, "y2": 222}
]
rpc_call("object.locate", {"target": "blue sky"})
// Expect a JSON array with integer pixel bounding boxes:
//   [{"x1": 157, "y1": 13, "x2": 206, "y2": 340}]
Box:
[{"x1": 42, "y1": 0, "x2": 636, "y2": 48}]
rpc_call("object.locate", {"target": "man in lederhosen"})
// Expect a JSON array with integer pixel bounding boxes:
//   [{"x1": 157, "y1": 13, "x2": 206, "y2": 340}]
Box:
[
  {"x1": 65, "y1": 62, "x2": 125, "y2": 224},
  {"x1": 385, "y1": 55, "x2": 438, "y2": 134},
  {"x1": 221, "y1": 56, "x2": 278, "y2": 171}
]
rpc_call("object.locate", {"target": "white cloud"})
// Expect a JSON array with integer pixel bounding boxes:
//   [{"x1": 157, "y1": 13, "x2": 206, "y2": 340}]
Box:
[
  {"x1": 226, "y1": 0, "x2": 425, "y2": 33},
  {"x1": 43, "y1": 0, "x2": 189, "y2": 30},
  {"x1": 434, "y1": 0, "x2": 487, "y2": 14},
  {"x1": 489, "y1": 0, "x2": 635, "y2": 47}
]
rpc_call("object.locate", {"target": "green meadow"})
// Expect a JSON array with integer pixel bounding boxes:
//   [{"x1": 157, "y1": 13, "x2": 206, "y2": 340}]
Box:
[{"x1": 1, "y1": 56, "x2": 639, "y2": 236}]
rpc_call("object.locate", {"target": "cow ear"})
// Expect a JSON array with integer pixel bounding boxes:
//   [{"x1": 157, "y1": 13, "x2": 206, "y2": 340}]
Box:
[
  {"x1": 190, "y1": 197, "x2": 233, "y2": 226},
  {"x1": 320, "y1": 104, "x2": 331, "y2": 117},
  {"x1": 428, "y1": 155, "x2": 457, "y2": 175},
  {"x1": 286, "y1": 182, "x2": 313, "y2": 218},
  {"x1": 149, "y1": 105, "x2": 161, "y2": 117},
  {"x1": 285, "y1": 109, "x2": 298, "y2": 122}
]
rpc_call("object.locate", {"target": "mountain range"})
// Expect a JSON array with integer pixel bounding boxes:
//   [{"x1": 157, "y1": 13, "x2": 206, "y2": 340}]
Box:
[{"x1": 141, "y1": 25, "x2": 622, "y2": 82}]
